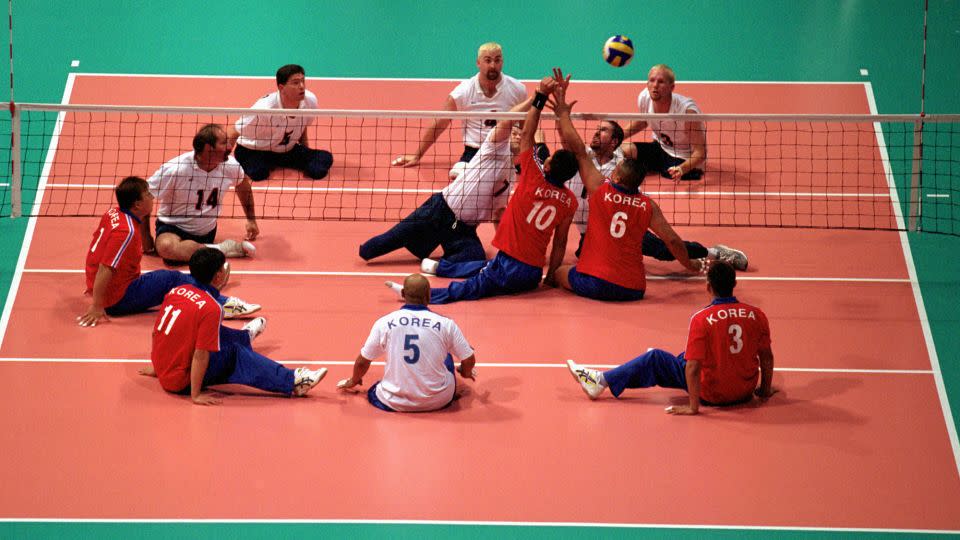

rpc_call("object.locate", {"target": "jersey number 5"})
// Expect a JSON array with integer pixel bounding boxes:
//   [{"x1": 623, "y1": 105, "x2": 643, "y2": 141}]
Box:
[
  {"x1": 195, "y1": 188, "x2": 220, "y2": 211},
  {"x1": 403, "y1": 334, "x2": 420, "y2": 364}
]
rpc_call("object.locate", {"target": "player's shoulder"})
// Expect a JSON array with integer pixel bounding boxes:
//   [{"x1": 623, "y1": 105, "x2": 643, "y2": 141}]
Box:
[
  {"x1": 500, "y1": 74, "x2": 526, "y2": 92},
  {"x1": 673, "y1": 93, "x2": 702, "y2": 113},
  {"x1": 303, "y1": 89, "x2": 319, "y2": 108},
  {"x1": 251, "y1": 91, "x2": 280, "y2": 109}
]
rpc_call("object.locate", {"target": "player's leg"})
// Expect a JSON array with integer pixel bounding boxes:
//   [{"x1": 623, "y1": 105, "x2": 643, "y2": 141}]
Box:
[
  {"x1": 430, "y1": 252, "x2": 540, "y2": 304},
  {"x1": 553, "y1": 264, "x2": 575, "y2": 291},
  {"x1": 602, "y1": 349, "x2": 687, "y2": 398},
  {"x1": 359, "y1": 193, "x2": 446, "y2": 260},
  {"x1": 366, "y1": 383, "x2": 396, "y2": 412},
  {"x1": 104, "y1": 269, "x2": 221, "y2": 316},
  {"x1": 233, "y1": 145, "x2": 275, "y2": 182},
  {"x1": 566, "y1": 266, "x2": 645, "y2": 301},
  {"x1": 431, "y1": 226, "x2": 488, "y2": 277},
  {"x1": 154, "y1": 221, "x2": 218, "y2": 264},
  {"x1": 282, "y1": 144, "x2": 333, "y2": 180},
  {"x1": 641, "y1": 231, "x2": 708, "y2": 261},
  {"x1": 202, "y1": 326, "x2": 297, "y2": 395}
]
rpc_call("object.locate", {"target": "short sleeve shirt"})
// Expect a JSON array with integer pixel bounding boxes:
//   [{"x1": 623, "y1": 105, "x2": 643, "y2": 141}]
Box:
[
  {"x1": 84, "y1": 207, "x2": 142, "y2": 307},
  {"x1": 147, "y1": 152, "x2": 245, "y2": 235},
  {"x1": 449, "y1": 74, "x2": 527, "y2": 147},
  {"x1": 235, "y1": 89, "x2": 319, "y2": 152},
  {"x1": 637, "y1": 89, "x2": 703, "y2": 159},
  {"x1": 150, "y1": 284, "x2": 223, "y2": 392}
]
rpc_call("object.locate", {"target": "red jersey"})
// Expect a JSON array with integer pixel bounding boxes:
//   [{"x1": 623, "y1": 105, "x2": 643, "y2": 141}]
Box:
[
  {"x1": 492, "y1": 148, "x2": 577, "y2": 267},
  {"x1": 577, "y1": 181, "x2": 652, "y2": 290},
  {"x1": 150, "y1": 284, "x2": 223, "y2": 392},
  {"x1": 84, "y1": 207, "x2": 142, "y2": 308},
  {"x1": 685, "y1": 297, "x2": 772, "y2": 404}
]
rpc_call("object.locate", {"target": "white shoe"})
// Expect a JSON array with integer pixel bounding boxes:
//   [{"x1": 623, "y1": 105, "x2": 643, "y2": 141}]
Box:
[
  {"x1": 420, "y1": 258, "x2": 439, "y2": 275},
  {"x1": 219, "y1": 239, "x2": 256, "y2": 258},
  {"x1": 293, "y1": 367, "x2": 328, "y2": 396},
  {"x1": 242, "y1": 317, "x2": 267, "y2": 341},
  {"x1": 384, "y1": 281, "x2": 403, "y2": 301},
  {"x1": 712, "y1": 244, "x2": 748, "y2": 271},
  {"x1": 222, "y1": 297, "x2": 261, "y2": 319},
  {"x1": 566, "y1": 359, "x2": 605, "y2": 400}
]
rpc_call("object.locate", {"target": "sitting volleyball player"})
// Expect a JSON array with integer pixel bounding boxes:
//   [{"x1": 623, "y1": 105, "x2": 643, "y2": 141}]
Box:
[
  {"x1": 566, "y1": 262, "x2": 777, "y2": 415},
  {"x1": 337, "y1": 274, "x2": 477, "y2": 412},
  {"x1": 139, "y1": 248, "x2": 327, "y2": 405},
  {"x1": 78, "y1": 176, "x2": 259, "y2": 328},
  {"x1": 559, "y1": 119, "x2": 746, "y2": 270},
  {"x1": 360, "y1": 89, "x2": 547, "y2": 277}
]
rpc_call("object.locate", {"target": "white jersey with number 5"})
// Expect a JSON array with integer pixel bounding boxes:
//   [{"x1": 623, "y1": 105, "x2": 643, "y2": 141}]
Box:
[
  {"x1": 148, "y1": 151, "x2": 245, "y2": 235},
  {"x1": 361, "y1": 305, "x2": 474, "y2": 412}
]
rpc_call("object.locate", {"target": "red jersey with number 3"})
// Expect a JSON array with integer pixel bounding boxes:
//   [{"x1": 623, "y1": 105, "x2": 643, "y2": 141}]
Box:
[
  {"x1": 492, "y1": 148, "x2": 577, "y2": 267},
  {"x1": 577, "y1": 181, "x2": 652, "y2": 290},
  {"x1": 150, "y1": 284, "x2": 223, "y2": 392},
  {"x1": 685, "y1": 298, "x2": 772, "y2": 404},
  {"x1": 85, "y1": 207, "x2": 142, "y2": 307}
]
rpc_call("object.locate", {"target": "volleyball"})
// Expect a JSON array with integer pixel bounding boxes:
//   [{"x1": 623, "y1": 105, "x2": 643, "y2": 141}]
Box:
[{"x1": 603, "y1": 35, "x2": 634, "y2": 67}]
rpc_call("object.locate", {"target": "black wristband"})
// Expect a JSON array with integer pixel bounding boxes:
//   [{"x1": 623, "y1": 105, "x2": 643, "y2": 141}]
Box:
[{"x1": 532, "y1": 92, "x2": 547, "y2": 110}]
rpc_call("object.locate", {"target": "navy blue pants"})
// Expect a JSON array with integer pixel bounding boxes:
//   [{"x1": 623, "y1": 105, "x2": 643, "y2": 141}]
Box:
[
  {"x1": 633, "y1": 142, "x2": 703, "y2": 180},
  {"x1": 198, "y1": 326, "x2": 295, "y2": 395},
  {"x1": 568, "y1": 266, "x2": 645, "y2": 301},
  {"x1": 575, "y1": 231, "x2": 707, "y2": 261},
  {"x1": 367, "y1": 354, "x2": 455, "y2": 412},
  {"x1": 105, "y1": 270, "x2": 227, "y2": 316},
  {"x1": 234, "y1": 143, "x2": 333, "y2": 181},
  {"x1": 603, "y1": 349, "x2": 688, "y2": 398},
  {"x1": 359, "y1": 192, "x2": 486, "y2": 264},
  {"x1": 430, "y1": 251, "x2": 542, "y2": 304}
]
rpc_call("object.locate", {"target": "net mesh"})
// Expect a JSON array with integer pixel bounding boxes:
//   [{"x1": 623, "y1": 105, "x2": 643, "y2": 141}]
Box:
[{"x1": 4, "y1": 104, "x2": 959, "y2": 235}]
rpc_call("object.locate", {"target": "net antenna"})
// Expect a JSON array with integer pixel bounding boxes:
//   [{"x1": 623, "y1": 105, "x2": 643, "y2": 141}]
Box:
[
  {"x1": 908, "y1": 0, "x2": 928, "y2": 232},
  {"x1": 7, "y1": 0, "x2": 19, "y2": 218}
]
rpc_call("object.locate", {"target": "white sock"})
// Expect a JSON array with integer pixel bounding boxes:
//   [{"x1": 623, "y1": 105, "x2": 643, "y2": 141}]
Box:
[
  {"x1": 707, "y1": 247, "x2": 718, "y2": 258},
  {"x1": 597, "y1": 372, "x2": 608, "y2": 388}
]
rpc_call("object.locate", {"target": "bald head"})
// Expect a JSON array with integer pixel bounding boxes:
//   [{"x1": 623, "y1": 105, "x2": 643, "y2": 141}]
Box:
[{"x1": 402, "y1": 273, "x2": 431, "y2": 305}]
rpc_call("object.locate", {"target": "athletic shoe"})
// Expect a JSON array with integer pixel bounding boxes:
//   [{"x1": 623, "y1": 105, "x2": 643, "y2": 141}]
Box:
[
  {"x1": 293, "y1": 367, "x2": 328, "y2": 396},
  {"x1": 384, "y1": 281, "x2": 403, "y2": 300},
  {"x1": 420, "y1": 258, "x2": 440, "y2": 275},
  {"x1": 242, "y1": 317, "x2": 267, "y2": 341},
  {"x1": 712, "y1": 244, "x2": 748, "y2": 271},
  {"x1": 566, "y1": 359, "x2": 605, "y2": 400},
  {"x1": 222, "y1": 297, "x2": 261, "y2": 319},
  {"x1": 219, "y1": 239, "x2": 256, "y2": 258}
]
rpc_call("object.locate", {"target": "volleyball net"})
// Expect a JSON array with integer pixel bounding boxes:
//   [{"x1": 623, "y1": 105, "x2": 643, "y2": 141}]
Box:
[{"x1": 2, "y1": 104, "x2": 958, "y2": 235}]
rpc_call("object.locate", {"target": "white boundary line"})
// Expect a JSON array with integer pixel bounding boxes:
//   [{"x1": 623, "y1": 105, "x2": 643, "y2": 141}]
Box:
[
  {"x1": 0, "y1": 73, "x2": 75, "y2": 351},
  {"x1": 0, "y1": 518, "x2": 955, "y2": 534},
  {"x1": 865, "y1": 82, "x2": 960, "y2": 476}
]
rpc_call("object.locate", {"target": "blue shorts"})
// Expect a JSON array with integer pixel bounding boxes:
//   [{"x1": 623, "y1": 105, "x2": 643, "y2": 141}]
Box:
[
  {"x1": 568, "y1": 266, "x2": 644, "y2": 301},
  {"x1": 633, "y1": 142, "x2": 703, "y2": 180},
  {"x1": 155, "y1": 220, "x2": 216, "y2": 244}
]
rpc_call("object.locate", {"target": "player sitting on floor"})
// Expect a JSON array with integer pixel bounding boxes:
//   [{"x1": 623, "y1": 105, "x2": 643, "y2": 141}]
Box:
[
  {"x1": 138, "y1": 248, "x2": 327, "y2": 405},
  {"x1": 338, "y1": 273, "x2": 477, "y2": 412},
  {"x1": 78, "y1": 176, "x2": 259, "y2": 327},
  {"x1": 566, "y1": 262, "x2": 777, "y2": 414}
]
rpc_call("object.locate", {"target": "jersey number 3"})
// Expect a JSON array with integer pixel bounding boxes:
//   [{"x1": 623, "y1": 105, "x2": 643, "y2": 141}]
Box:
[{"x1": 728, "y1": 324, "x2": 744, "y2": 354}]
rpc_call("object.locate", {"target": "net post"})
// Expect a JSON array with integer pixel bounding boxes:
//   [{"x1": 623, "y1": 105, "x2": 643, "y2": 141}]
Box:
[
  {"x1": 9, "y1": 100, "x2": 20, "y2": 218},
  {"x1": 908, "y1": 118, "x2": 923, "y2": 232}
]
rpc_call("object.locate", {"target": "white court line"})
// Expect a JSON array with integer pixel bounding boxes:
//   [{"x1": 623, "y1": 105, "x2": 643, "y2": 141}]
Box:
[
  {"x1": 0, "y1": 357, "x2": 934, "y2": 374},
  {"x1": 866, "y1": 82, "x2": 960, "y2": 478},
  {"x1": 17, "y1": 268, "x2": 913, "y2": 283},
  {"x1": 0, "y1": 73, "x2": 76, "y2": 351},
  {"x1": 927, "y1": 194, "x2": 951, "y2": 198}
]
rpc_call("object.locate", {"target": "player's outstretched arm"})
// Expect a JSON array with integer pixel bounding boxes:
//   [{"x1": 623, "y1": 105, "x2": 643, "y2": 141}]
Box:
[
  {"x1": 190, "y1": 349, "x2": 221, "y2": 405},
  {"x1": 77, "y1": 264, "x2": 115, "y2": 327},
  {"x1": 667, "y1": 114, "x2": 707, "y2": 180},
  {"x1": 667, "y1": 359, "x2": 701, "y2": 415},
  {"x1": 139, "y1": 213, "x2": 155, "y2": 255},
  {"x1": 337, "y1": 354, "x2": 372, "y2": 391},
  {"x1": 519, "y1": 76, "x2": 559, "y2": 153},
  {"x1": 545, "y1": 213, "x2": 574, "y2": 287},
  {"x1": 392, "y1": 97, "x2": 457, "y2": 167},
  {"x1": 457, "y1": 354, "x2": 477, "y2": 380},
  {"x1": 755, "y1": 349, "x2": 777, "y2": 400},
  {"x1": 234, "y1": 178, "x2": 259, "y2": 241},
  {"x1": 550, "y1": 84, "x2": 604, "y2": 196},
  {"x1": 648, "y1": 201, "x2": 704, "y2": 274}
]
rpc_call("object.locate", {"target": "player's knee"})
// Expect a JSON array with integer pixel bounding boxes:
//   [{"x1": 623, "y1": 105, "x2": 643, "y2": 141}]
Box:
[{"x1": 305, "y1": 150, "x2": 333, "y2": 179}]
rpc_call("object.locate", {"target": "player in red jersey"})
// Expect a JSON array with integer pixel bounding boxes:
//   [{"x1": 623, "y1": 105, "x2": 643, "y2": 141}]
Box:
[
  {"x1": 78, "y1": 177, "x2": 259, "y2": 327},
  {"x1": 547, "y1": 77, "x2": 704, "y2": 301},
  {"x1": 566, "y1": 262, "x2": 776, "y2": 414},
  {"x1": 387, "y1": 73, "x2": 580, "y2": 304},
  {"x1": 139, "y1": 248, "x2": 326, "y2": 405}
]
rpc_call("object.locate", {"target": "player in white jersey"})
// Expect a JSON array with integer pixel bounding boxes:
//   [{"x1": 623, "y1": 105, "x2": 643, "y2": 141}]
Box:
[
  {"x1": 361, "y1": 92, "x2": 540, "y2": 276},
  {"x1": 338, "y1": 274, "x2": 477, "y2": 412},
  {"x1": 229, "y1": 64, "x2": 333, "y2": 181},
  {"x1": 391, "y1": 42, "x2": 527, "y2": 178},
  {"x1": 143, "y1": 124, "x2": 259, "y2": 265},
  {"x1": 623, "y1": 64, "x2": 707, "y2": 181}
]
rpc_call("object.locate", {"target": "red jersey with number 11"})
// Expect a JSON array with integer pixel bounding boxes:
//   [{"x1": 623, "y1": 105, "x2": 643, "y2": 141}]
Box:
[
  {"x1": 685, "y1": 297, "x2": 772, "y2": 404},
  {"x1": 150, "y1": 284, "x2": 223, "y2": 392},
  {"x1": 492, "y1": 148, "x2": 577, "y2": 267}
]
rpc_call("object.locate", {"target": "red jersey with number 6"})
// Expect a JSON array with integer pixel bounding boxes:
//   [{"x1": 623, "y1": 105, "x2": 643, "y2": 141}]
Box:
[
  {"x1": 685, "y1": 298, "x2": 772, "y2": 404},
  {"x1": 150, "y1": 284, "x2": 223, "y2": 392},
  {"x1": 577, "y1": 181, "x2": 652, "y2": 290},
  {"x1": 492, "y1": 148, "x2": 577, "y2": 267},
  {"x1": 84, "y1": 207, "x2": 142, "y2": 308}
]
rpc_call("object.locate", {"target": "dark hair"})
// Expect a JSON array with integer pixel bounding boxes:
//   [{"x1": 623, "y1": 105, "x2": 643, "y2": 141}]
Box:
[
  {"x1": 276, "y1": 64, "x2": 305, "y2": 85},
  {"x1": 708, "y1": 261, "x2": 737, "y2": 297},
  {"x1": 606, "y1": 120, "x2": 625, "y2": 148},
  {"x1": 546, "y1": 149, "x2": 578, "y2": 184},
  {"x1": 192, "y1": 124, "x2": 224, "y2": 154},
  {"x1": 115, "y1": 176, "x2": 148, "y2": 210},
  {"x1": 616, "y1": 158, "x2": 646, "y2": 190},
  {"x1": 189, "y1": 247, "x2": 226, "y2": 285}
]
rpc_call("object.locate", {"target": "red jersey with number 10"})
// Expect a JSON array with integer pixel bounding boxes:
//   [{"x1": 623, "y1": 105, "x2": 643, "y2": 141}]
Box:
[
  {"x1": 577, "y1": 181, "x2": 652, "y2": 290},
  {"x1": 685, "y1": 298, "x2": 772, "y2": 404},
  {"x1": 84, "y1": 207, "x2": 142, "y2": 308},
  {"x1": 492, "y1": 148, "x2": 577, "y2": 267},
  {"x1": 150, "y1": 284, "x2": 223, "y2": 392}
]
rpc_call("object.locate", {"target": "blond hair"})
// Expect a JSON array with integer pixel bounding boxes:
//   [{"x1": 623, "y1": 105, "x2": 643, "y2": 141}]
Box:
[
  {"x1": 477, "y1": 42, "x2": 503, "y2": 59},
  {"x1": 648, "y1": 64, "x2": 676, "y2": 84}
]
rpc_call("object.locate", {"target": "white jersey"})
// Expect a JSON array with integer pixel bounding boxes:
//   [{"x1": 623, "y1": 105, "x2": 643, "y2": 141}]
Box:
[
  {"x1": 361, "y1": 305, "x2": 474, "y2": 412},
  {"x1": 449, "y1": 74, "x2": 526, "y2": 148},
  {"x1": 566, "y1": 146, "x2": 624, "y2": 233},
  {"x1": 637, "y1": 88, "x2": 703, "y2": 159},
  {"x1": 235, "y1": 89, "x2": 319, "y2": 152},
  {"x1": 441, "y1": 129, "x2": 514, "y2": 225},
  {"x1": 148, "y1": 151, "x2": 245, "y2": 235}
]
